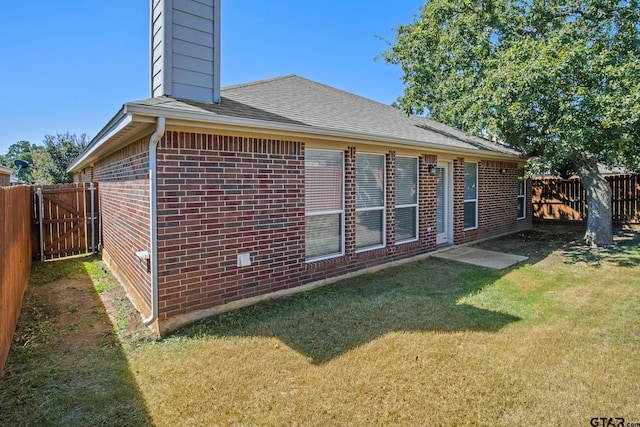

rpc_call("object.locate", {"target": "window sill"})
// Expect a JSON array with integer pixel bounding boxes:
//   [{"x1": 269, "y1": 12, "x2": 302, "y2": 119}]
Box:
[
  {"x1": 355, "y1": 244, "x2": 386, "y2": 254},
  {"x1": 395, "y1": 238, "x2": 419, "y2": 245},
  {"x1": 305, "y1": 253, "x2": 345, "y2": 264}
]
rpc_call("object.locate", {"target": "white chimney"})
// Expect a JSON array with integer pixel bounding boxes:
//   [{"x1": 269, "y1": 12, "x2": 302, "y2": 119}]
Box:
[{"x1": 150, "y1": 0, "x2": 221, "y2": 103}]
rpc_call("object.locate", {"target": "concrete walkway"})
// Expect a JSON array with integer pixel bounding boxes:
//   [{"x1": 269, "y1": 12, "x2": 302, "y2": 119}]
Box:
[{"x1": 432, "y1": 246, "x2": 528, "y2": 270}]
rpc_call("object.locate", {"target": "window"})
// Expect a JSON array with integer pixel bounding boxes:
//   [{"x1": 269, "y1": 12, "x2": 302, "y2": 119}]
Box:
[
  {"x1": 395, "y1": 156, "x2": 418, "y2": 243},
  {"x1": 464, "y1": 162, "x2": 478, "y2": 230},
  {"x1": 305, "y1": 149, "x2": 344, "y2": 261},
  {"x1": 517, "y1": 169, "x2": 526, "y2": 219},
  {"x1": 356, "y1": 153, "x2": 385, "y2": 251}
]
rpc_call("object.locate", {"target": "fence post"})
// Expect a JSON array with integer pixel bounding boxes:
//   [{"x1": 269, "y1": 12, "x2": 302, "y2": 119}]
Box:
[{"x1": 36, "y1": 187, "x2": 44, "y2": 261}]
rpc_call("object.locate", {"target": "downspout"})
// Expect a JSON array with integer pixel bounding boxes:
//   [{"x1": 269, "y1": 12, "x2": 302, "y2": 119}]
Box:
[{"x1": 143, "y1": 116, "x2": 166, "y2": 327}]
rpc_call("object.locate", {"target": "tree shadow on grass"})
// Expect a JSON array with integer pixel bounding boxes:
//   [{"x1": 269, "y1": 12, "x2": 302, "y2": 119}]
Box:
[
  {"x1": 0, "y1": 256, "x2": 153, "y2": 427},
  {"x1": 561, "y1": 228, "x2": 640, "y2": 268},
  {"x1": 173, "y1": 225, "x2": 640, "y2": 364},
  {"x1": 475, "y1": 225, "x2": 640, "y2": 268},
  {"x1": 174, "y1": 258, "x2": 521, "y2": 364},
  {"x1": 474, "y1": 225, "x2": 587, "y2": 264}
]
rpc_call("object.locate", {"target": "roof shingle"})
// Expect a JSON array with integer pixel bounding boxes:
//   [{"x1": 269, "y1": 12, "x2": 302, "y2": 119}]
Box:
[{"x1": 131, "y1": 75, "x2": 518, "y2": 156}]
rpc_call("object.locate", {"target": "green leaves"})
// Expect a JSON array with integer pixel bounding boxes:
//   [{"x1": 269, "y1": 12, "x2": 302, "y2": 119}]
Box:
[
  {"x1": 34, "y1": 133, "x2": 89, "y2": 184},
  {"x1": 384, "y1": 0, "x2": 640, "y2": 173},
  {"x1": 1, "y1": 133, "x2": 88, "y2": 184},
  {"x1": 0, "y1": 141, "x2": 37, "y2": 183}
]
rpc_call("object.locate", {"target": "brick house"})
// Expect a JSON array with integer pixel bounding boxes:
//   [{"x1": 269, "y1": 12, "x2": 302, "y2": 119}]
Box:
[{"x1": 68, "y1": 0, "x2": 531, "y2": 335}]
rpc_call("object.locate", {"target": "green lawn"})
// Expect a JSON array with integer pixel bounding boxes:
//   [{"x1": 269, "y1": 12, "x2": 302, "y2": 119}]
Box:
[{"x1": 1, "y1": 226, "x2": 639, "y2": 426}]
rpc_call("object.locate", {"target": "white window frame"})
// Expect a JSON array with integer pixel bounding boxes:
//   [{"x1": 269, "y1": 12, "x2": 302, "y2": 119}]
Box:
[
  {"x1": 463, "y1": 162, "x2": 478, "y2": 231},
  {"x1": 517, "y1": 170, "x2": 526, "y2": 220},
  {"x1": 395, "y1": 156, "x2": 419, "y2": 244},
  {"x1": 305, "y1": 149, "x2": 345, "y2": 262},
  {"x1": 355, "y1": 152, "x2": 386, "y2": 252}
]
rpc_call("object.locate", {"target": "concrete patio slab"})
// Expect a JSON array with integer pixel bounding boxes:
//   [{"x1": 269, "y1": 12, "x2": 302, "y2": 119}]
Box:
[{"x1": 432, "y1": 246, "x2": 528, "y2": 270}]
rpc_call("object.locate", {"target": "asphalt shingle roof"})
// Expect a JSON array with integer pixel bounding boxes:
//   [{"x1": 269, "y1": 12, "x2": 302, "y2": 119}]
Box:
[{"x1": 130, "y1": 74, "x2": 518, "y2": 156}]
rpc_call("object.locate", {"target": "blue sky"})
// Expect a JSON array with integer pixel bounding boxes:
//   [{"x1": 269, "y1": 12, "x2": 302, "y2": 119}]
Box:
[{"x1": 0, "y1": 1, "x2": 424, "y2": 155}]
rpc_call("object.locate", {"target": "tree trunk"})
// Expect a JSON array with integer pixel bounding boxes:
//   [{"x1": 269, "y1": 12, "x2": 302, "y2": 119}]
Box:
[{"x1": 578, "y1": 159, "x2": 614, "y2": 247}]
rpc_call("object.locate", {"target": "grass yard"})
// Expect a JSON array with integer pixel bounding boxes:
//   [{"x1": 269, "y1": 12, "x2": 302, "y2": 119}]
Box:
[{"x1": 1, "y1": 226, "x2": 639, "y2": 426}]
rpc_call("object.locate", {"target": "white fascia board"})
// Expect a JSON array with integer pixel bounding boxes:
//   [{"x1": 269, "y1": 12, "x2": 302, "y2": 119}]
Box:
[
  {"x1": 67, "y1": 112, "x2": 134, "y2": 173},
  {"x1": 125, "y1": 103, "x2": 522, "y2": 161},
  {"x1": 0, "y1": 165, "x2": 14, "y2": 174}
]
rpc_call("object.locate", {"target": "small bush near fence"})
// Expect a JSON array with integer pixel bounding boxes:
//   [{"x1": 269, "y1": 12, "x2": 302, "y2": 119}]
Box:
[
  {"x1": 532, "y1": 174, "x2": 639, "y2": 223},
  {"x1": 0, "y1": 186, "x2": 32, "y2": 376}
]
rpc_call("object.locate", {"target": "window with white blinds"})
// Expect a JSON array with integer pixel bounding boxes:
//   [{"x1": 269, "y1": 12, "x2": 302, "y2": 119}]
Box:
[
  {"x1": 395, "y1": 156, "x2": 418, "y2": 243},
  {"x1": 305, "y1": 149, "x2": 344, "y2": 261},
  {"x1": 517, "y1": 169, "x2": 526, "y2": 219},
  {"x1": 356, "y1": 153, "x2": 385, "y2": 251},
  {"x1": 464, "y1": 162, "x2": 478, "y2": 230}
]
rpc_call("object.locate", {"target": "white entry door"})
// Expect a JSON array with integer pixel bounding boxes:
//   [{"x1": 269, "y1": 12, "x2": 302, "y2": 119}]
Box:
[{"x1": 436, "y1": 162, "x2": 450, "y2": 244}]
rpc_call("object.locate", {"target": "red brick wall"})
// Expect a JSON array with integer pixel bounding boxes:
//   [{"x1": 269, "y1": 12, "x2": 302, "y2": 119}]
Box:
[
  {"x1": 344, "y1": 147, "x2": 357, "y2": 255},
  {"x1": 93, "y1": 137, "x2": 151, "y2": 314},
  {"x1": 386, "y1": 151, "x2": 396, "y2": 249},
  {"x1": 419, "y1": 154, "x2": 438, "y2": 248},
  {"x1": 95, "y1": 138, "x2": 150, "y2": 181},
  {"x1": 89, "y1": 128, "x2": 531, "y2": 329},
  {"x1": 453, "y1": 159, "x2": 532, "y2": 244},
  {"x1": 452, "y1": 157, "x2": 466, "y2": 243},
  {"x1": 74, "y1": 167, "x2": 94, "y2": 183},
  {"x1": 155, "y1": 132, "x2": 305, "y2": 320}
]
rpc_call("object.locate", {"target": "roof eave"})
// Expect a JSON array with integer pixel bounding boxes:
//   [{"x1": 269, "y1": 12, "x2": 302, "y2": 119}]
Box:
[
  {"x1": 67, "y1": 109, "x2": 157, "y2": 173},
  {"x1": 125, "y1": 102, "x2": 522, "y2": 160},
  {"x1": 69, "y1": 100, "x2": 522, "y2": 175},
  {"x1": 68, "y1": 108, "x2": 129, "y2": 172}
]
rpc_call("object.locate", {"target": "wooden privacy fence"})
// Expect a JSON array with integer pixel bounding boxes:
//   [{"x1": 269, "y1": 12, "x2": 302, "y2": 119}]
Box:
[
  {"x1": 532, "y1": 174, "x2": 639, "y2": 223},
  {"x1": 32, "y1": 183, "x2": 99, "y2": 260},
  {"x1": 1, "y1": 186, "x2": 32, "y2": 376}
]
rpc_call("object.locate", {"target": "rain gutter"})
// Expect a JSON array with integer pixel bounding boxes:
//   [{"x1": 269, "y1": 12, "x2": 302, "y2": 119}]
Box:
[{"x1": 143, "y1": 116, "x2": 165, "y2": 327}]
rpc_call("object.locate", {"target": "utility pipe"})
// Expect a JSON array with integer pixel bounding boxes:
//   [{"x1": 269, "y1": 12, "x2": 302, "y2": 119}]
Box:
[{"x1": 143, "y1": 116, "x2": 166, "y2": 327}]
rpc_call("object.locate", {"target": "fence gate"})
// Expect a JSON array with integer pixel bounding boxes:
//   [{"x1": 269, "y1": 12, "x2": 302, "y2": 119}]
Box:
[{"x1": 32, "y1": 183, "x2": 99, "y2": 261}]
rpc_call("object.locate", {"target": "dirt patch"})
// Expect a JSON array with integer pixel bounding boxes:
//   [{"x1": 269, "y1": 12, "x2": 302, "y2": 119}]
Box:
[
  {"x1": 8, "y1": 257, "x2": 153, "y2": 371},
  {"x1": 18, "y1": 275, "x2": 150, "y2": 369},
  {"x1": 1, "y1": 257, "x2": 154, "y2": 426},
  {"x1": 43, "y1": 278, "x2": 113, "y2": 365},
  {"x1": 97, "y1": 275, "x2": 153, "y2": 344}
]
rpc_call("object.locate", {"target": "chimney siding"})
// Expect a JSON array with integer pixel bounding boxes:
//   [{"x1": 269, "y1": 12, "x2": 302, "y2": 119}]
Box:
[{"x1": 151, "y1": 0, "x2": 221, "y2": 103}]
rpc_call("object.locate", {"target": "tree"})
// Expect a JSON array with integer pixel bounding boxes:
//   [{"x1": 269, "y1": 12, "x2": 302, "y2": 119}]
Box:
[
  {"x1": 383, "y1": 0, "x2": 640, "y2": 246},
  {"x1": 0, "y1": 140, "x2": 38, "y2": 184},
  {"x1": 31, "y1": 133, "x2": 89, "y2": 184}
]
